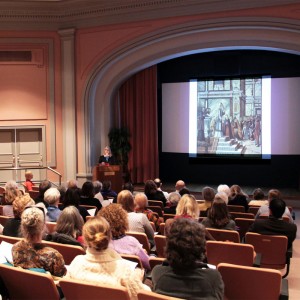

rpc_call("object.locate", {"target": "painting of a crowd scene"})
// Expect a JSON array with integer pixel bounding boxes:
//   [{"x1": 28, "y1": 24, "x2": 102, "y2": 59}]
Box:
[{"x1": 197, "y1": 78, "x2": 262, "y2": 155}]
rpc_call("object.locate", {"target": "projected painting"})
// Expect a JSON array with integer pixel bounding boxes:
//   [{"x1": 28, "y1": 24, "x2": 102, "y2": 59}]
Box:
[{"x1": 197, "y1": 78, "x2": 262, "y2": 155}]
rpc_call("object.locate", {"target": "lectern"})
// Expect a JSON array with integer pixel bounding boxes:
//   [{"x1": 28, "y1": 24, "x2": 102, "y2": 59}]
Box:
[{"x1": 92, "y1": 165, "x2": 123, "y2": 193}]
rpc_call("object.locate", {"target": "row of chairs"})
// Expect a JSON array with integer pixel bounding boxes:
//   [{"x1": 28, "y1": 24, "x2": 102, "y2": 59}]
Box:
[
  {"x1": 153, "y1": 231, "x2": 292, "y2": 278},
  {"x1": 0, "y1": 263, "x2": 183, "y2": 300}
]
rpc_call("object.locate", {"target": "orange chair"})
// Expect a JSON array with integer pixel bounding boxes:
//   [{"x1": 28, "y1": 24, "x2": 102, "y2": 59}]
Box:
[
  {"x1": 248, "y1": 206, "x2": 260, "y2": 215},
  {"x1": 227, "y1": 205, "x2": 245, "y2": 213},
  {"x1": 206, "y1": 228, "x2": 240, "y2": 243},
  {"x1": 149, "y1": 257, "x2": 165, "y2": 270},
  {"x1": 126, "y1": 232, "x2": 152, "y2": 254},
  {"x1": 138, "y1": 290, "x2": 184, "y2": 300},
  {"x1": 245, "y1": 232, "x2": 291, "y2": 278},
  {"x1": 59, "y1": 278, "x2": 130, "y2": 300},
  {"x1": 148, "y1": 200, "x2": 164, "y2": 209},
  {"x1": 230, "y1": 212, "x2": 255, "y2": 220},
  {"x1": 158, "y1": 222, "x2": 165, "y2": 235},
  {"x1": 217, "y1": 263, "x2": 287, "y2": 300},
  {"x1": 206, "y1": 240, "x2": 258, "y2": 267},
  {"x1": 147, "y1": 206, "x2": 163, "y2": 217},
  {"x1": 154, "y1": 235, "x2": 166, "y2": 258},
  {"x1": 0, "y1": 215, "x2": 13, "y2": 227},
  {"x1": 0, "y1": 263, "x2": 60, "y2": 300},
  {"x1": 234, "y1": 217, "x2": 255, "y2": 240},
  {"x1": 45, "y1": 221, "x2": 57, "y2": 234},
  {"x1": 163, "y1": 214, "x2": 175, "y2": 222},
  {"x1": 121, "y1": 254, "x2": 144, "y2": 270}
]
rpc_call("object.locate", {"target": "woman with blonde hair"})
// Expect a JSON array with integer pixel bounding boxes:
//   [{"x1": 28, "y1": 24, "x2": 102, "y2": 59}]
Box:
[
  {"x1": 12, "y1": 206, "x2": 66, "y2": 277},
  {"x1": 98, "y1": 203, "x2": 150, "y2": 270},
  {"x1": 3, "y1": 180, "x2": 22, "y2": 217},
  {"x1": 66, "y1": 216, "x2": 150, "y2": 299},
  {"x1": 117, "y1": 190, "x2": 154, "y2": 246}
]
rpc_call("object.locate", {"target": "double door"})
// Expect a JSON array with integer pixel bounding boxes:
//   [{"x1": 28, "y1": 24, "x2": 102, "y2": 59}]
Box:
[{"x1": 0, "y1": 127, "x2": 46, "y2": 185}]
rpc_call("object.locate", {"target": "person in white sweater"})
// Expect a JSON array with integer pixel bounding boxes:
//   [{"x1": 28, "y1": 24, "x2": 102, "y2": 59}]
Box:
[{"x1": 66, "y1": 216, "x2": 150, "y2": 300}]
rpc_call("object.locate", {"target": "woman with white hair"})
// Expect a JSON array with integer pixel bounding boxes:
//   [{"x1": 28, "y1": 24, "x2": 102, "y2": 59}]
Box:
[
  {"x1": 12, "y1": 206, "x2": 66, "y2": 277},
  {"x1": 3, "y1": 180, "x2": 22, "y2": 217},
  {"x1": 44, "y1": 187, "x2": 62, "y2": 222},
  {"x1": 217, "y1": 184, "x2": 230, "y2": 204}
]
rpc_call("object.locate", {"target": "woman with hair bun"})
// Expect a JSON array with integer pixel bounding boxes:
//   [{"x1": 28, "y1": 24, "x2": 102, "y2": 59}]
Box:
[
  {"x1": 12, "y1": 206, "x2": 66, "y2": 277},
  {"x1": 66, "y1": 216, "x2": 150, "y2": 300}
]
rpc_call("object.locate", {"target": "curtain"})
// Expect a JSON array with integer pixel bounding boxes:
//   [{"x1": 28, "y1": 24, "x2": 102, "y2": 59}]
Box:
[{"x1": 118, "y1": 65, "x2": 158, "y2": 183}]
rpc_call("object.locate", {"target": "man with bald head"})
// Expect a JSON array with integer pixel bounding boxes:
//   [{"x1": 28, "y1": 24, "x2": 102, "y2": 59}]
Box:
[{"x1": 175, "y1": 180, "x2": 186, "y2": 193}]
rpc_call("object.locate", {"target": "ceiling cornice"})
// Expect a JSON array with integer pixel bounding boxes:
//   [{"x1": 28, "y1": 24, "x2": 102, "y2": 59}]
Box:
[{"x1": 0, "y1": 0, "x2": 299, "y2": 30}]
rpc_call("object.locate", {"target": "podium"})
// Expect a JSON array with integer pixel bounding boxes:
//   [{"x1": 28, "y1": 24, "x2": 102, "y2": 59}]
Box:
[{"x1": 92, "y1": 165, "x2": 123, "y2": 193}]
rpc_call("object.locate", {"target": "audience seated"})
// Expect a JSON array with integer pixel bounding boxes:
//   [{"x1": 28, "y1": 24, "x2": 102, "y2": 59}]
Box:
[
  {"x1": 248, "y1": 197, "x2": 297, "y2": 248},
  {"x1": 179, "y1": 187, "x2": 191, "y2": 196},
  {"x1": 199, "y1": 186, "x2": 215, "y2": 216},
  {"x1": 2, "y1": 180, "x2": 22, "y2": 217},
  {"x1": 144, "y1": 180, "x2": 166, "y2": 207},
  {"x1": 164, "y1": 192, "x2": 180, "y2": 215},
  {"x1": 152, "y1": 218, "x2": 224, "y2": 299},
  {"x1": 93, "y1": 180, "x2": 104, "y2": 204},
  {"x1": 46, "y1": 206, "x2": 84, "y2": 247},
  {"x1": 67, "y1": 179, "x2": 79, "y2": 190},
  {"x1": 201, "y1": 194, "x2": 236, "y2": 230},
  {"x1": 154, "y1": 178, "x2": 169, "y2": 199},
  {"x1": 34, "y1": 180, "x2": 52, "y2": 208},
  {"x1": 98, "y1": 203, "x2": 150, "y2": 270},
  {"x1": 12, "y1": 206, "x2": 66, "y2": 277},
  {"x1": 80, "y1": 181, "x2": 102, "y2": 211},
  {"x1": 44, "y1": 187, "x2": 62, "y2": 222},
  {"x1": 255, "y1": 189, "x2": 293, "y2": 223},
  {"x1": 65, "y1": 216, "x2": 150, "y2": 299},
  {"x1": 101, "y1": 180, "x2": 118, "y2": 202},
  {"x1": 3, "y1": 193, "x2": 34, "y2": 237},
  {"x1": 134, "y1": 192, "x2": 162, "y2": 231},
  {"x1": 217, "y1": 184, "x2": 230, "y2": 204},
  {"x1": 117, "y1": 190, "x2": 155, "y2": 247},
  {"x1": 174, "y1": 180, "x2": 186, "y2": 193},
  {"x1": 63, "y1": 187, "x2": 90, "y2": 222},
  {"x1": 23, "y1": 171, "x2": 35, "y2": 192},
  {"x1": 123, "y1": 182, "x2": 134, "y2": 193},
  {"x1": 249, "y1": 188, "x2": 268, "y2": 206},
  {"x1": 228, "y1": 184, "x2": 249, "y2": 212}
]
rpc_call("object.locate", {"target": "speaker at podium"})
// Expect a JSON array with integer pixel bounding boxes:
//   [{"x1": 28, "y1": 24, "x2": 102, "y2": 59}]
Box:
[{"x1": 92, "y1": 164, "x2": 123, "y2": 193}]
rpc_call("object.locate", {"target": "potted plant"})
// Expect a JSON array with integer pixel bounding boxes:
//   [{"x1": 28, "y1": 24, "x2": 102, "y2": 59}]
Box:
[{"x1": 108, "y1": 127, "x2": 132, "y2": 180}]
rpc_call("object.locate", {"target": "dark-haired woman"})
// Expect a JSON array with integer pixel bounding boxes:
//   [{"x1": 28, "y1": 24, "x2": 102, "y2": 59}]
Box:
[
  {"x1": 202, "y1": 194, "x2": 236, "y2": 230},
  {"x1": 152, "y1": 218, "x2": 224, "y2": 299}
]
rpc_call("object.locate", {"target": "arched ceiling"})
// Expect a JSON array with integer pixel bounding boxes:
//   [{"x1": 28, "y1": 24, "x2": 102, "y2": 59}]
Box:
[{"x1": 0, "y1": 0, "x2": 300, "y2": 30}]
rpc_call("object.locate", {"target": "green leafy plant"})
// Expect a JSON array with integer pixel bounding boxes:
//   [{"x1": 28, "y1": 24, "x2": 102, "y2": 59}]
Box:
[{"x1": 108, "y1": 127, "x2": 131, "y2": 170}]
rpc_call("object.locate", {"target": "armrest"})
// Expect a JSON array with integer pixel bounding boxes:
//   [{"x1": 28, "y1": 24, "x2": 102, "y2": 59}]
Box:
[
  {"x1": 253, "y1": 253, "x2": 261, "y2": 267},
  {"x1": 279, "y1": 278, "x2": 289, "y2": 300}
]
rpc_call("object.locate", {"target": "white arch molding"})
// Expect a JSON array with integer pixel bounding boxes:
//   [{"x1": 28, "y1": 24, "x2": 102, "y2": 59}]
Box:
[{"x1": 78, "y1": 17, "x2": 300, "y2": 180}]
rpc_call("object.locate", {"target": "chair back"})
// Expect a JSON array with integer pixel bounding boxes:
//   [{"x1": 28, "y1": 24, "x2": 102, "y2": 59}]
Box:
[
  {"x1": 206, "y1": 240, "x2": 255, "y2": 266},
  {"x1": 227, "y1": 205, "x2": 245, "y2": 213},
  {"x1": 121, "y1": 254, "x2": 144, "y2": 269},
  {"x1": 230, "y1": 212, "x2": 255, "y2": 220},
  {"x1": 0, "y1": 263, "x2": 60, "y2": 300},
  {"x1": 45, "y1": 222, "x2": 57, "y2": 234},
  {"x1": 138, "y1": 290, "x2": 184, "y2": 300},
  {"x1": 28, "y1": 190, "x2": 39, "y2": 200},
  {"x1": 158, "y1": 222, "x2": 165, "y2": 235},
  {"x1": 149, "y1": 257, "x2": 165, "y2": 270},
  {"x1": 148, "y1": 200, "x2": 163, "y2": 209},
  {"x1": 0, "y1": 234, "x2": 21, "y2": 244},
  {"x1": 259, "y1": 215, "x2": 290, "y2": 222},
  {"x1": 245, "y1": 232, "x2": 288, "y2": 269},
  {"x1": 234, "y1": 218, "x2": 255, "y2": 240},
  {"x1": 248, "y1": 206, "x2": 260, "y2": 215},
  {"x1": 217, "y1": 262, "x2": 282, "y2": 300},
  {"x1": 147, "y1": 206, "x2": 163, "y2": 217},
  {"x1": 0, "y1": 205, "x2": 4, "y2": 215},
  {"x1": 154, "y1": 235, "x2": 166, "y2": 258},
  {"x1": 0, "y1": 215, "x2": 13, "y2": 227},
  {"x1": 163, "y1": 214, "x2": 175, "y2": 222},
  {"x1": 59, "y1": 278, "x2": 130, "y2": 300},
  {"x1": 42, "y1": 240, "x2": 85, "y2": 265},
  {"x1": 206, "y1": 228, "x2": 240, "y2": 243},
  {"x1": 126, "y1": 232, "x2": 151, "y2": 254}
]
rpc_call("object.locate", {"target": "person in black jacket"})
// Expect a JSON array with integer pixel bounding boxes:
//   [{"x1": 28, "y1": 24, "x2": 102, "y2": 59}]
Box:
[{"x1": 98, "y1": 146, "x2": 116, "y2": 165}]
